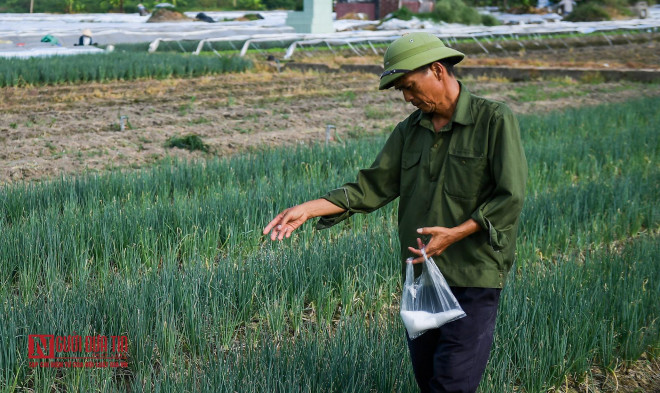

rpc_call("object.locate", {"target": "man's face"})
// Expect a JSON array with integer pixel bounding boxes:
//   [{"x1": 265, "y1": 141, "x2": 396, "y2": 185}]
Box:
[{"x1": 393, "y1": 66, "x2": 440, "y2": 113}]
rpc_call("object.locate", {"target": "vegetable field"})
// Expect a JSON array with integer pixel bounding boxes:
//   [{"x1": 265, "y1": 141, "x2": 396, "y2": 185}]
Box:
[
  {"x1": 0, "y1": 53, "x2": 252, "y2": 87},
  {"x1": 0, "y1": 95, "x2": 658, "y2": 392}
]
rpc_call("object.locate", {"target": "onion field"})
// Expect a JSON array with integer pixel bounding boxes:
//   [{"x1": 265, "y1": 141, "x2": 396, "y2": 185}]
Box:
[
  {"x1": 0, "y1": 95, "x2": 658, "y2": 392},
  {"x1": 0, "y1": 53, "x2": 252, "y2": 87}
]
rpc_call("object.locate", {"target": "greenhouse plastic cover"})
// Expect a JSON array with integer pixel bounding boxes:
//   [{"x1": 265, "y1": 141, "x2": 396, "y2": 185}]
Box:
[
  {"x1": 0, "y1": 44, "x2": 105, "y2": 58},
  {"x1": 0, "y1": 7, "x2": 659, "y2": 58}
]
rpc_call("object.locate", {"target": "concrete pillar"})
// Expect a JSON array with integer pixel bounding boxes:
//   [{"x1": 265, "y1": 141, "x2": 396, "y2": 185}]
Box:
[{"x1": 286, "y1": 0, "x2": 334, "y2": 34}]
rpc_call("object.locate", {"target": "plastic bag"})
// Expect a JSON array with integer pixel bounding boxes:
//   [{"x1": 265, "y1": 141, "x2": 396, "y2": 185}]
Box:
[{"x1": 400, "y1": 249, "x2": 466, "y2": 340}]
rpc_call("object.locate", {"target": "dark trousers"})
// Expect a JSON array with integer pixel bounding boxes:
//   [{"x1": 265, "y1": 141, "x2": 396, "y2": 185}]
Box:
[{"x1": 406, "y1": 287, "x2": 501, "y2": 393}]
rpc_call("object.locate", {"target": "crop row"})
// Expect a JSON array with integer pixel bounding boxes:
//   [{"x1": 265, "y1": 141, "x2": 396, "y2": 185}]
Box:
[
  {"x1": 2, "y1": 234, "x2": 655, "y2": 392},
  {"x1": 0, "y1": 96, "x2": 658, "y2": 391},
  {"x1": 0, "y1": 52, "x2": 252, "y2": 87}
]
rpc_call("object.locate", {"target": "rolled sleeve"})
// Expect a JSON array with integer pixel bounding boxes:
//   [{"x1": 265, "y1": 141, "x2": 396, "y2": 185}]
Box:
[
  {"x1": 316, "y1": 188, "x2": 353, "y2": 229},
  {"x1": 471, "y1": 108, "x2": 527, "y2": 251}
]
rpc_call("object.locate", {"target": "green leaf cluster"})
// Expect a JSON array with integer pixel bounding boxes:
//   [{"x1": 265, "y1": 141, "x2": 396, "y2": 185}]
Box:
[
  {"x1": 564, "y1": 2, "x2": 612, "y2": 21},
  {"x1": 432, "y1": 0, "x2": 486, "y2": 24},
  {"x1": 165, "y1": 134, "x2": 210, "y2": 152},
  {"x1": 564, "y1": 0, "x2": 634, "y2": 22}
]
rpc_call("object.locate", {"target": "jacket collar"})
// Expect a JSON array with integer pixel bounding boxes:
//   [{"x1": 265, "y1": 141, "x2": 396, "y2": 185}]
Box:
[
  {"x1": 414, "y1": 81, "x2": 475, "y2": 131},
  {"x1": 452, "y1": 82, "x2": 475, "y2": 126}
]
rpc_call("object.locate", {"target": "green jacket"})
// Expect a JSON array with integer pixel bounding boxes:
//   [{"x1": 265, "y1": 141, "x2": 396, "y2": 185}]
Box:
[{"x1": 316, "y1": 84, "x2": 527, "y2": 288}]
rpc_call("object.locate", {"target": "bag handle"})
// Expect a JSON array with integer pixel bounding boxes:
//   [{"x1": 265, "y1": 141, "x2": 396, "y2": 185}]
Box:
[{"x1": 421, "y1": 247, "x2": 430, "y2": 263}]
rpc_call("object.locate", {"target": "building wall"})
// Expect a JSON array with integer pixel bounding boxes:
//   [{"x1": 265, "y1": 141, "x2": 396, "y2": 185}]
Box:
[
  {"x1": 378, "y1": 0, "x2": 399, "y2": 18},
  {"x1": 335, "y1": 0, "x2": 428, "y2": 20},
  {"x1": 335, "y1": 2, "x2": 376, "y2": 20}
]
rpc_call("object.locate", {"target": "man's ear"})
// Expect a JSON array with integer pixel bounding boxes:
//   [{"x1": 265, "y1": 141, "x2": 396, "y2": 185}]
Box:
[{"x1": 430, "y1": 62, "x2": 443, "y2": 81}]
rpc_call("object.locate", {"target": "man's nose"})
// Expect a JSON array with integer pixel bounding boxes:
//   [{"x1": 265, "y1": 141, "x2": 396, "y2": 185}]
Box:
[{"x1": 402, "y1": 90, "x2": 413, "y2": 102}]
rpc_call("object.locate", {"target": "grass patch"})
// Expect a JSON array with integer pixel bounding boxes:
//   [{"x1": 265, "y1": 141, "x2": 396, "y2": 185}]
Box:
[
  {"x1": 341, "y1": 90, "x2": 357, "y2": 103},
  {"x1": 189, "y1": 117, "x2": 211, "y2": 125},
  {"x1": 164, "y1": 133, "x2": 209, "y2": 152},
  {"x1": 580, "y1": 71, "x2": 607, "y2": 84},
  {"x1": 364, "y1": 105, "x2": 391, "y2": 120},
  {"x1": 508, "y1": 81, "x2": 596, "y2": 102}
]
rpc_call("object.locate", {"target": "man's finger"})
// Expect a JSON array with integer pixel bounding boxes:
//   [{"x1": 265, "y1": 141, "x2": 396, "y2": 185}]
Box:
[
  {"x1": 407, "y1": 246, "x2": 420, "y2": 255},
  {"x1": 270, "y1": 225, "x2": 280, "y2": 241},
  {"x1": 263, "y1": 220, "x2": 274, "y2": 235},
  {"x1": 263, "y1": 211, "x2": 285, "y2": 235},
  {"x1": 406, "y1": 248, "x2": 425, "y2": 264},
  {"x1": 278, "y1": 224, "x2": 289, "y2": 241},
  {"x1": 269, "y1": 212, "x2": 291, "y2": 240},
  {"x1": 263, "y1": 221, "x2": 275, "y2": 235},
  {"x1": 278, "y1": 213, "x2": 293, "y2": 232}
]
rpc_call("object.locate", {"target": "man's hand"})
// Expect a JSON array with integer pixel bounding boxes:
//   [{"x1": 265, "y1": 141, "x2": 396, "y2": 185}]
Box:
[
  {"x1": 407, "y1": 219, "x2": 482, "y2": 263},
  {"x1": 407, "y1": 227, "x2": 458, "y2": 263},
  {"x1": 263, "y1": 205, "x2": 309, "y2": 241},
  {"x1": 263, "y1": 199, "x2": 346, "y2": 241}
]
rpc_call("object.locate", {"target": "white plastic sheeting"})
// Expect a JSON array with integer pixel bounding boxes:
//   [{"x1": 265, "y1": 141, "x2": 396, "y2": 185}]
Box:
[
  {"x1": 177, "y1": 12, "x2": 660, "y2": 59},
  {"x1": 1, "y1": 8, "x2": 659, "y2": 59},
  {"x1": 0, "y1": 11, "x2": 291, "y2": 48},
  {"x1": 270, "y1": 17, "x2": 660, "y2": 59},
  {"x1": 378, "y1": 17, "x2": 445, "y2": 30},
  {"x1": 0, "y1": 44, "x2": 106, "y2": 59}
]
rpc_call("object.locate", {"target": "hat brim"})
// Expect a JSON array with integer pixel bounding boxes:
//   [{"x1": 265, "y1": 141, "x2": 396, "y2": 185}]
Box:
[{"x1": 379, "y1": 47, "x2": 464, "y2": 90}]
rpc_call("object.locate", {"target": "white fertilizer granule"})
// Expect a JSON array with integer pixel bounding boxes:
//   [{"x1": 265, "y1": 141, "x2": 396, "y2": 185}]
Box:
[{"x1": 400, "y1": 309, "x2": 465, "y2": 336}]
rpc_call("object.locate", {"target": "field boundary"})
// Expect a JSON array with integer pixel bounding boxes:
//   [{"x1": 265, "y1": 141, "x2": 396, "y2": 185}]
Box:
[
  {"x1": 457, "y1": 66, "x2": 660, "y2": 82},
  {"x1": 281, "y1": 62, "x2": 660, "y2": 83}
]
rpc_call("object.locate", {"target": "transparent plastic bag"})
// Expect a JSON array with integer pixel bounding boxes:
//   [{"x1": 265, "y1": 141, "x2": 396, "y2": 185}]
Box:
[{"x1": 400, "y1": 249, "x2": 466, "y2": 340}]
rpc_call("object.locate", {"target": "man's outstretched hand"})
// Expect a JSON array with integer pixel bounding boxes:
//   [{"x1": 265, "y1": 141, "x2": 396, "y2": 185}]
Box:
[
  {"x1": 263, "y1": 205, "x2": 309, "y2": 241},
  {"x1": 263, "y1": 199, "x2": 346, "y2": 241}
]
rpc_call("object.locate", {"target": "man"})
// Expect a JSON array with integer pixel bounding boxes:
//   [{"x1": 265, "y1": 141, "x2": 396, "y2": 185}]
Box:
[
  {"x1": 77, "y1": 29, "x2": 94, "y2": 46},
  {"x1": 263, "y1": 32, "x2": 527, "y2": 393}
]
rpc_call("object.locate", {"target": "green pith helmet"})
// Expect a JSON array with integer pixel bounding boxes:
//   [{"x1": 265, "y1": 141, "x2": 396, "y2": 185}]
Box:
[{"x1": 379, "y1": 32, "x2": 465, "y2": 90}]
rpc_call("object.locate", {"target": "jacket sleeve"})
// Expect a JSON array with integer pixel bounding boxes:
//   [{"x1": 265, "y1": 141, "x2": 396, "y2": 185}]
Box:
[
  {"x1": 316, "y1": 126, "x2": 404, "y2": 230},
  {"x1": 471, "y1": 106, "x2": 527, "y2": 250}
]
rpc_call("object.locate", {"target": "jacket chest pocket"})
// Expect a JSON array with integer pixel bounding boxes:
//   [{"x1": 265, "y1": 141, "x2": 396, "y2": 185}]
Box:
[
  {"x1": 444, "y1": 152, "x2": 487, "y2": 199},
  {"x1": 400, "y1": 150, "x2": 422, "y2": 197}
]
